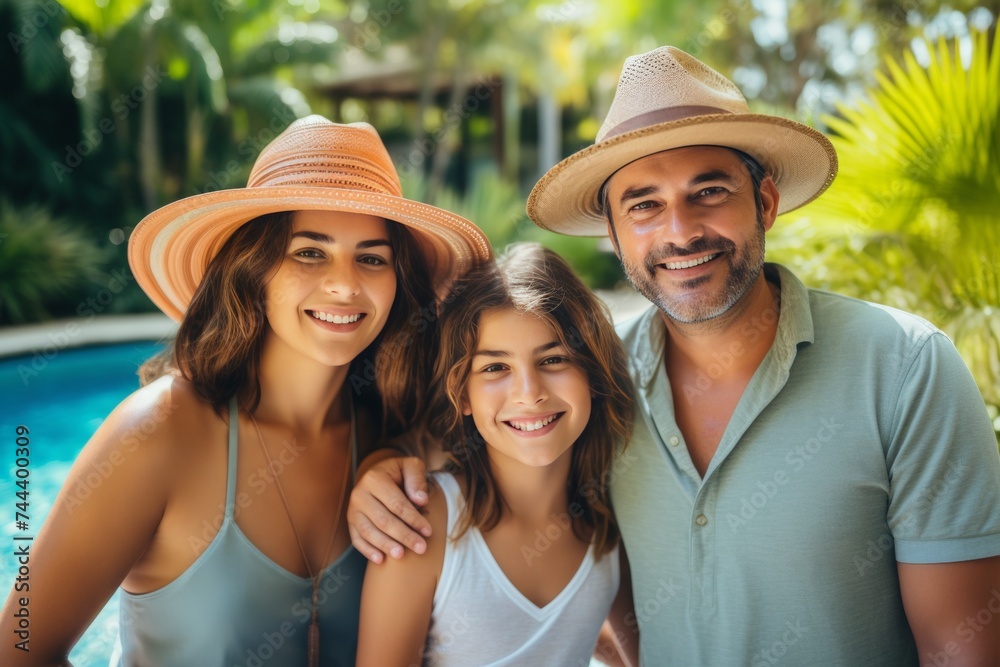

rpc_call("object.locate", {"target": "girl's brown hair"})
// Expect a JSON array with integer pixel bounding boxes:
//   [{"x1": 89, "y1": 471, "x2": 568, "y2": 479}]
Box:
[
  {"x1": 431, "y1": 243, "x2": 634, "y2": 557},
  {"x1": 140, "y1": 211, "x2": 438, "y2": 438}
]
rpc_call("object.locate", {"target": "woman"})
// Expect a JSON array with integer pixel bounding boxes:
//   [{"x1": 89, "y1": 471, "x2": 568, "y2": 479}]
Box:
[{"x1": 0, "y1": 116, "x2": 490, "y2": 666}]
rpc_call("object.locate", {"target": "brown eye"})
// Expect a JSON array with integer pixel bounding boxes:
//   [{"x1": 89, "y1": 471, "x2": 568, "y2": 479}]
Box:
[
  {"x1": 629, "y1": 201, "x2": 659, "y2": 221},
  {"x1": 293, "y1": 248, "x2": 324, "y2": 260},
  {"x1": 696, "y1": 187, "x2": 728, "y2": 200}
]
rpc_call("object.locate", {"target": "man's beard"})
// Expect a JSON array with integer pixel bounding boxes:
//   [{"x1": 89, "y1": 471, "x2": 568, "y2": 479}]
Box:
[{"x1": 620, "y1": 220, "x2": 766, "y2": 324}]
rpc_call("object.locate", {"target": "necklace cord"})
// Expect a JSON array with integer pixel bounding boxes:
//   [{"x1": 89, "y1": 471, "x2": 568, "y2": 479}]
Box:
[{"x1": 248, "y1": 412, "x2": 351, "y2": 667}]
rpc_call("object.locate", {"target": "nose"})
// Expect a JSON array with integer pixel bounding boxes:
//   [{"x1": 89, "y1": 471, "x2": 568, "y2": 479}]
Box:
[
  {"x1": 322, "y1": 259, "x2": 361, "y2": 297},
  {"x1": 658, "y1": 201, "x2": 704, "y2": 250},
  {"x1": 510, "y1": 367, "x2": 547, "y2": 405}
]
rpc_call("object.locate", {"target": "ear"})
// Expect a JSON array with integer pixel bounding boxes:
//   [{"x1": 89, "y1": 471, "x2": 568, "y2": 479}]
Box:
[
  {"x1": 461, "y1": 394, "x2": 472, "y2": 416},
  {"x1": 760, "y1": 176, "x2": 780, "y2": 232}
]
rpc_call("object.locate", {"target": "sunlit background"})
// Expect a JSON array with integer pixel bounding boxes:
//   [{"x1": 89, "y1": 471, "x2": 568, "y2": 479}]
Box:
[
  {"x1": 1, "y1": 0, "x2": 999, "y2": 662},
  {"x1": 3, "y1": 0, "x2": 998, "y2": 421}
]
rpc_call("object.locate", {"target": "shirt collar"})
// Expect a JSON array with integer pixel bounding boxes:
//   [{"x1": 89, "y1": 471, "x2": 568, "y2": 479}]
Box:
[{"x1": 627, "y1": 263, "x2": 815, "y2": 389}]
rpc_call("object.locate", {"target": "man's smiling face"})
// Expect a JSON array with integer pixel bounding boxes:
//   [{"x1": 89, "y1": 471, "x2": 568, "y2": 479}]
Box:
[{"x1": 605, "y1": 145, "x2": 778, "y2": 324}]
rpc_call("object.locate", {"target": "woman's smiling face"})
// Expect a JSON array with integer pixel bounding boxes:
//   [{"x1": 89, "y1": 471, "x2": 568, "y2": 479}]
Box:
[{"x1": 263, "y1": 210, "x2": 397, "y2": 369}]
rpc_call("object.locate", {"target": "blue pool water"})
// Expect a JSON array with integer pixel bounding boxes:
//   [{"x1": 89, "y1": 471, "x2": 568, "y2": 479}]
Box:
[{"x1": 0, "y1": 340, "x2": 165, "y2": 665}]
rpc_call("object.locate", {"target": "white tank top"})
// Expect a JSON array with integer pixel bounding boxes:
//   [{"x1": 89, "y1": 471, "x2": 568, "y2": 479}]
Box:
[{"x1": 424, "y1": 471, "x2": 620, "y2": 667}]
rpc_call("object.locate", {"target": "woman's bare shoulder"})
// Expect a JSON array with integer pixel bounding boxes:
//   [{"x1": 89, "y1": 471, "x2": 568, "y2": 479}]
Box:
[{"x1": 94, "y1": 374, "x2": 223, "y2": 458}]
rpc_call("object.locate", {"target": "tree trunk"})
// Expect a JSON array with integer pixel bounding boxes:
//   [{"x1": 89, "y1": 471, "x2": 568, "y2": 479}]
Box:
[
  {"x1": 428, "y1": 51, "x2": 467, "y2": 199},
  {"x1": 413, "y1": 5, "x2": 443, "y2": 170},
  {"x1": 138, "y1": 37, "x2": 161, "y2": 211}
]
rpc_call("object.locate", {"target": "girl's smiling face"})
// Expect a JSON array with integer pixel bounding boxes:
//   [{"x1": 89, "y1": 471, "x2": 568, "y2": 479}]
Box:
[
  {"x1": 463, "y1": 307, "x2": 592, "y2": 469},
  {"x1": 263, "y1": 210, "x2": 397, "y2": 369}
]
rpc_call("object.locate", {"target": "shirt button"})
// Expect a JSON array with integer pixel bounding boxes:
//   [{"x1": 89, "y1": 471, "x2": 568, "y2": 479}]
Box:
[
  {"x1": 669, "y1": 435, "x2": 680, "y2": 446},
  {"x1": 695, "y1": 514, "x2": 708, "y2": 526}
]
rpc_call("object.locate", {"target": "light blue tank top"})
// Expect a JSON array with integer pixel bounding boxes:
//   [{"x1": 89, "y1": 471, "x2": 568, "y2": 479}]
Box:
[{"x1": 110, "y1": 397, "x2": 367, "y2": 666}]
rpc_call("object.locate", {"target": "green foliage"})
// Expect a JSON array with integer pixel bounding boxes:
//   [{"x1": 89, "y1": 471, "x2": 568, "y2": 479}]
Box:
[
  {"x1": 401, "y1": 169, "x2": 624, "y2": 289},
  {"x1": 0, "y1": 199, "x2": 107, "y2": 325},
  {"x1": 518, "y1": 229, "x2": 625, "y2": 290},
  {"x1": 769, "y1": 31, "x2": 1000, "y2": 422},
  {"x1": 406, "y1": 169, "x2": 526, "y2": 246},
  {"x1": 58, "y1": 0, "x2": 147, "y2": 35}
]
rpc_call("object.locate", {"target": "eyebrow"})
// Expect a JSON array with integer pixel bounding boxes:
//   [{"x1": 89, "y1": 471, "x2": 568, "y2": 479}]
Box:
[
  {"x1": 617, "y1": 169, "x2": 741, "y2": 206},
  {"x1": 290, "y1": 231, "x2": 392, "y2": 249},
  {"x1": 689, "y1": 169, "x2": 739, "y2": 187},
  {"x1": 618, "y1": 185, "x2": 659, "y2": 207},
  {"x1": 472, "y1": 340, "x2": 563, "y2": 359}
]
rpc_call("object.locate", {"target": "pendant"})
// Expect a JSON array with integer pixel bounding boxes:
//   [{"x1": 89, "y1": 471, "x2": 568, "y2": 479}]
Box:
[{"x1": 308, "y1": 620, "x2": 319, "y2": 667}]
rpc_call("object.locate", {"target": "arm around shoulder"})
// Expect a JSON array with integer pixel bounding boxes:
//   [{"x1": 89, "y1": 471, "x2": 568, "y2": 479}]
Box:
[{"x1": 348, "y1": 451, "x2": 432, "y2": 563}]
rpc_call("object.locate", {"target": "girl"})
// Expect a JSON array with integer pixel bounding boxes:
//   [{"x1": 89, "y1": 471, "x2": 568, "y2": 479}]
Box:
[
  {"x1": 356, "y1": 243, "x2": 639, "y2": 666},
  {"x1": 0, "y1": 116, "x2": 490, "y2": 667}
]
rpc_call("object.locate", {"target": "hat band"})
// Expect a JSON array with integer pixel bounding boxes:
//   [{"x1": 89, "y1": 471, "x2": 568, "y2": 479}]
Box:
[{"x1": 602, "y1": 105, "x2": 732, "y2": 140}]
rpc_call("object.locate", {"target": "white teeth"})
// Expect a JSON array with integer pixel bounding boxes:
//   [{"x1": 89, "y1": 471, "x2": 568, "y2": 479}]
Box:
[
  {"x1": 311, "y1": 311, "x2": 361, "y2": 324},
  {"x1": 664, "y1": 253, "x2": 718, "y2": 270},
  {"x1": 509, "y1": 414, "x2": 558, "y2": 432}
]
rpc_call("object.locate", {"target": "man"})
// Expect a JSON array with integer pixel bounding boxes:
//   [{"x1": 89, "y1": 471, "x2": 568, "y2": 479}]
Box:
[{"x1": 348, "y1": 47, "x2": 1000, "y2": 665}]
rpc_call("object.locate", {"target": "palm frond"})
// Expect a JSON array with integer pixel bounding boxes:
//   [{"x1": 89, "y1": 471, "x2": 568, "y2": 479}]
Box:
[
  {"x1": 155, "y1": 20, "x2": 228, "y2": 113},
  {"x1": 770, "y1": 31, "x2": 1000, "y2": 410},
  {"x1": 57, "y1": 0, "x2": 147, "y2": 37},
  {"x1": 233, "y1": 23, "x2": 344, "y2": 79},
  {"x1": 226, "y1": 76, "x2": 311, "y2": 123}
]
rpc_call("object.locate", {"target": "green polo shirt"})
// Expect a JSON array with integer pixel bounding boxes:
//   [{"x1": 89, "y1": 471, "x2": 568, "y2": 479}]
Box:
[{"x1": 611, "y1": 263, "x2": 1000, "y2": 666}]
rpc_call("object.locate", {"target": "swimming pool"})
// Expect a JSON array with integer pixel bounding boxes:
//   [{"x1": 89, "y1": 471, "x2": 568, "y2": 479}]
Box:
[{"x1": 0, "y1": 340, "x2": 165, "y2": 664}]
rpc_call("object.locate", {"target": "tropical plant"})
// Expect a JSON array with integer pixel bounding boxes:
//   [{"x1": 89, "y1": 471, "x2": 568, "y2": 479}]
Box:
[
  {"x1": 0, "y1": 199, "x2": 108, "y2": 325},
  {"x1": 54, "y1": 0, "x2": 344, "y2": 206},
  {"x1": 0, "y1": 0, "x2": 82, "y2": 211},
  {"x1": 402, "y1": 169, "x2": 624, "y2": 289},
  {"x1": 768, "y1": 31, "x2": 1000, "y2": 430},
  {"x1": 404, "y1": 169, "x2": 526, "y2": 246}
]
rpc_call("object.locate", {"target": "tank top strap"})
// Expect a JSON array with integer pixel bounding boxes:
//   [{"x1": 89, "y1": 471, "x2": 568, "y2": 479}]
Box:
[
  {"x1": 430, "y1": 471, "x2": 464, "y2": 536},
  {"x1": 224, "y1": 396, "x2": 239, "y2": 519}
]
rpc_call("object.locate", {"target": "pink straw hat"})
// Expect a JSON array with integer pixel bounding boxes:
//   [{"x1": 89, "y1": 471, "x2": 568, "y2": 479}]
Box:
[
  {"x1": 527, "y1": 46, "x2": 838, "y2": 236},
  {"x1": 129, "y1": 115, "x2": 492, "y2": 320}
]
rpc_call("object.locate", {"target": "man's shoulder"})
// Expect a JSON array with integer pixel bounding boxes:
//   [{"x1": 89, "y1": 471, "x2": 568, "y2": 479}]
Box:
[
  {"x1": 773, "y1": 263, "x2": 939, "y2": 345},
  {"x1": 805, "y1": 286, "x2": 941, "y2": 347}
]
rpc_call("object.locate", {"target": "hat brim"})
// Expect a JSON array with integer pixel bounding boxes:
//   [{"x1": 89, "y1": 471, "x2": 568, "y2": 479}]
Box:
[
  {"x1": 527, "y1": 114, "x2": 838, "y2": 236},
  {"x1": 129, "y1": 187, "x2": 492, "y2": 320}
]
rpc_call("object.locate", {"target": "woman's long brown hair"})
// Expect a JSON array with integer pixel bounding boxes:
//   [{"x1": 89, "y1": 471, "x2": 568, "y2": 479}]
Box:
[
  {"x1": 140, "y1": 210, "x2": 438, "y2": 440},
  {"x1": 431, "y1": 243, "x2": 634, "y2": 557}
]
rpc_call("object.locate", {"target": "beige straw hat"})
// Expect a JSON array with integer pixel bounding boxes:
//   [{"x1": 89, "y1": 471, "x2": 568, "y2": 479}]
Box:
[
  {"x1": 129, "y1": 115, "x2": 492, "y2": 320},
  {"x1": 527, "y1": 46, "x2": 838, "y2": 236}
]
